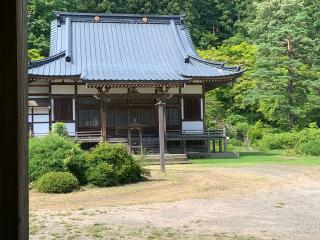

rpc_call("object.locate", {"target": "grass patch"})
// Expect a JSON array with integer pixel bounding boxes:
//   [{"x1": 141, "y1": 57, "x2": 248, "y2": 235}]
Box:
[{"x1": 191, "y1": 150, "x2": 320, "y2": 167}]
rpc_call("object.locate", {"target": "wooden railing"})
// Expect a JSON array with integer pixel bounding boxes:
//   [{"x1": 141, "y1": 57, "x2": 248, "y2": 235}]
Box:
[
  {"x1": 72, "y1": 131, "x2": 102, "y2": 142},
  {"x1": 166, "y1": 129, "x2": 226, "y2": 139}
]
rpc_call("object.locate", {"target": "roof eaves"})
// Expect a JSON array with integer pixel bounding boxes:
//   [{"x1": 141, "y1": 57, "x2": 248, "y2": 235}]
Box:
[
  {"x1": 28, "y1": 51, "x2": 66, "y2": 69},
  {"x1": 182, "y1": 71, "x2": 244, "y2": 80},
  {"x1": 188, "y1": 55, "x2": 242, "y2": 72}
]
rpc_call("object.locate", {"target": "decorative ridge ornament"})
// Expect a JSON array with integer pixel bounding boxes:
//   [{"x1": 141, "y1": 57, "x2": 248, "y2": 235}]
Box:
[{"x1": 142, "y1": 17, "x2": 148, "y2": 23}]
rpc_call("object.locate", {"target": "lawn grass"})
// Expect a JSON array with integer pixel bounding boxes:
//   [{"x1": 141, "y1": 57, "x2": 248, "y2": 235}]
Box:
[{"x1": 191, "y1": 150, "x2": 320, "y2": 167}]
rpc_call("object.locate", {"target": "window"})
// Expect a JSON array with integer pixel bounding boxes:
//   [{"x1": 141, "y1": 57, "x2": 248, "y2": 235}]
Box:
[
  {"x1": 183, "y1": 97, "x2": 201, "y2": 120},
  {"x1": 54, "y1": 98, "x2": 73, "y2": 121},
  {"x1": 79, "y1": 109, "x2": 100, "y2": 128},
  {"x1": 167, "y1": 108, "x2": 180, "y2": 126},
  {"x1": 77, "y1": 97, "x2": 100, "y2": 129}
]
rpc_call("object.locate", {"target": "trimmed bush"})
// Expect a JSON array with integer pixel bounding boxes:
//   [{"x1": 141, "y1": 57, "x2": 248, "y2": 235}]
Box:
[
  {"x1": 298, "y1": 140, "x2": 320, "y2": 156},
  {"x1": 29, "y1": 134, "x2": 87, "y2": 184},
  {"x1": 36, "y1": 172, "x2": 79, "y2": 193},
  {"x1": 86, "y1": 143, "x2": 150, "y2": 187}
]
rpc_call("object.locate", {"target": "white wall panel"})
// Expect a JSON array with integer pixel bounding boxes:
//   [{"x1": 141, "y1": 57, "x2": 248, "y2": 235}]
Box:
[
  {"x1": 33, "y1": 115, "x2": 49, "y2": 122},
  {"x1": 33, "y1": 108, "x2": 49, "y2": 114},
  {"x1": 77, "y1": 85, "x2": 98, "y2": 94},
  {"x1": 29, "y1": 86, "x2": 49, "y2": 94},
  {"x1": 51, "y1": 85, "x2": 75, "y2": 94},
  {"x1": 182, "y1": 121, "x2": 204, "y2": 133},
  {"x1": 109, "y1": 88, "x2": 128, "y2": 94},
  {"x1": 168, "y1": 88, "x2": 179, "y2": 94},
  {"x1": 181, "y1": 85, "x2": 202, "y2": 94},
  {"x1": 33, "y1": 123, "x2": 50, "y2": 135},
  {"x1": 137, "y1": 88, "x2": 155, "y2": 94}
]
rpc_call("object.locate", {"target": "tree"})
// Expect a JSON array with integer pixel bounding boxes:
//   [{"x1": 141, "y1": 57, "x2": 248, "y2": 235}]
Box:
[
  {"x1": 198, "y1": 39, "x2": 258, "y2": 127},
  {"x1": 243, "y1": 0, "x2": 320, "y2": 130}
]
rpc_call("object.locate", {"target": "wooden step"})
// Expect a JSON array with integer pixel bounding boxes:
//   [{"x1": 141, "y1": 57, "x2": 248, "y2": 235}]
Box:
[{"x1": 134, "y1": 154, "x2": 190, "y2": 165}]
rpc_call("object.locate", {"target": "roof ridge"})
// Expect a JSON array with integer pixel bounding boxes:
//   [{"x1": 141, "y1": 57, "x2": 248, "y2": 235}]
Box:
[{"x1": 54, "y1": 11, "x2": 185, "y2": 20}]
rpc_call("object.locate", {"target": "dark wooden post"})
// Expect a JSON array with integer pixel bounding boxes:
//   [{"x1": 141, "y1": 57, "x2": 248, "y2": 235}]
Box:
[
  {"x1": 0, "y1": 0, "x2": 28, "y2": 238},
  {"x1": 212, "y1": 140, "x2": 216, "y2": 153},
  {"x1": 128, "y1": 128, "x2": 132, "y2": 153},
  {"x1": 157, "y1": 101, "x2": 166, "y2": 172},
  {"x1": 31, "y1": 107, "x2": 34, "y2": 136},
  {"x1": 48, "y1": 80, "x2": 52, "y2": 130},
  {"x1": 219, "y1": 139, "x2": 223, "y2": 152},
  {"x1": 223, "y1": 128, "x2": 227, "y2": 152},
  {"x1": 100, "y1": 99, "x2": 107, "y2": 142}
]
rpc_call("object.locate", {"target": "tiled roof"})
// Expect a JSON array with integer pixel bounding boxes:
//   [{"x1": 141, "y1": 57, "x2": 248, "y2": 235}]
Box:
[{"x1": 29, "y1": 12, "x2": 242, "y2": 83}]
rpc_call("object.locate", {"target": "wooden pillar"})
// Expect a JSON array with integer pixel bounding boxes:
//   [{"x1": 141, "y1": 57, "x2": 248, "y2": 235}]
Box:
[
  {"x1": 0, "y1": 0, "x2": 28, "y2": 238},
  {"x1": 163, "y1": 104, "x2": 167, "y2": 153},
  {"x1": 224, "y1": 140, "x2": 227, "y2": 152},
  {"x1": 207, "y1": 140, "x2": 210, "y2": 153},
  {"x1": 128, "y1": 128, "x2": 132, "y2": 153},
  {"x1": 223, "y1": 127, "x2": 227, "y2": 152},
  {"x1": 31, "y1": 107, "x2": 35, "y2": 136},
  {"x1": 212, "y1": 140, "x2": 216, "y2": 153},
  {"x1": 48, "y1": 80, "x2": 52, "y2": 130},
  {"x1": 139, "y1": 128, "x2": 143, "y2": 154},
  {"x1": 219, "y1": 139, "x2": 223, "y2": 152},
  {"x1": 157, "y1": 101, "x2": 166, "y2": 172},
  {"x1": 100, "y1": 99, "x2": 107, "y2": 142}
]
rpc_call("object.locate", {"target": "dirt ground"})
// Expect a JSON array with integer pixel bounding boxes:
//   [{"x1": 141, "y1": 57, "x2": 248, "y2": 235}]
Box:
[{"x1": 29, "y1": 164, "x2": 320, "y2": 240}]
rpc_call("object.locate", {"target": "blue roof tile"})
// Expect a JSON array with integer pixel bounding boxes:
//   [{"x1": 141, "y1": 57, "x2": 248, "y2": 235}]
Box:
[{"x1": 29, "y1": 12, "x2": 242, "y2": 82}]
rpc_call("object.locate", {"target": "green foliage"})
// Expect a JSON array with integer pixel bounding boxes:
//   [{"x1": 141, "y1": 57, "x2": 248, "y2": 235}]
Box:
[
  {"x1": 86, "y1": 143, "x2": 150, "y2": 187},
  {"x1": 87, "y1": 162, "x2": 118, "y2": 187},
  {"x1": 247, "y1": 121, "x2": 277, "y2": 145},
  {"x1": 52, "y1": 122, "x2": 69, "y2": 137},
  {"x1": 299, "y1": 140, "x2": 320, "y2": 156},
  {"x1": 29, "y1": 134, "x2": 87, "y2": 184},
  {"x1": 228, "y1": 138, "x2": 243, "y2": 147},
  {"x1": 28, "y1": 49, "x2": 44, "y2": 60},
  {"x1": 258, "y1": 132, "x2": 300, "y2": 150},
  {"x1": 257, "y1": 125, "x2": 320, "y2": 150},
  {"x1": 243, "y1": 0, "x2": 320, "y2": 130},
  {"x1": 36, "y1": 171, "x2": 79, "y2": 193}
]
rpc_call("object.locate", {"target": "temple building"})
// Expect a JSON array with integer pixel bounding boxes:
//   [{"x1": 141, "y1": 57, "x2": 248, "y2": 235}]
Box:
[{"x1": 28, "y1": 12, "x2": 242, "y2": 156}]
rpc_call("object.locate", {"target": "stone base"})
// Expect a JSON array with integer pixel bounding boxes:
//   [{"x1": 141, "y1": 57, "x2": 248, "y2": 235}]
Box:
[{"x1": 187, "y1": 152, "x2": 239, "y2": 159}]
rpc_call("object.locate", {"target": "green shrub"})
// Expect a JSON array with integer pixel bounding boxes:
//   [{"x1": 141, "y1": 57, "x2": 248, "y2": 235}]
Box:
[
  {"x1": 247, "y1": 121, "x2": 277, "y2": 145},
  {"x1": 298, "y1": 140, "x2": 320, "y2": 156},
  {"x1": 258, "y1": 132, "x2": 300, "y2": 150},
  {"x1": 87, "y1": 162, "x2": 118, "y2": 187},
  {"x1": 36, "y1": 172, "x2": 79, "y2": 193},
  {"x1": 86, "y1": 143, "x2": 150, "y2": 187},
  {"x1": 52, "y1": 122, "x2": 69, "y2": 137},
  {"x1": 29, "y1": 134, "x2": 87, "y2": 184},
  {"x1": 257, "y1": 125, "x2": 320, "y2": 150},
  {"x1": 228, "y1": 138, "x2": 243, "y2": 147}
]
